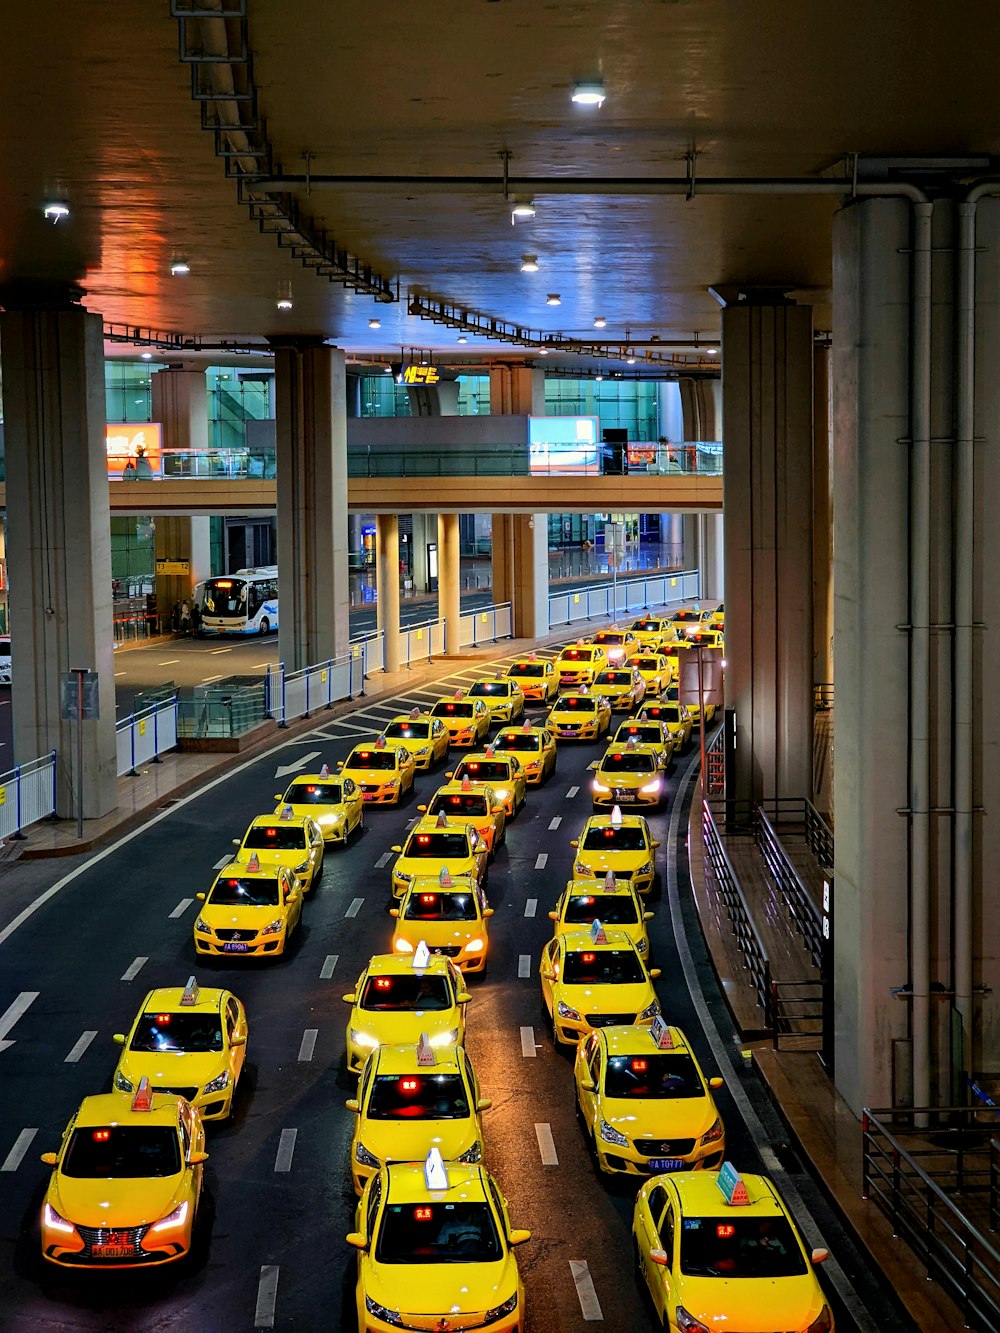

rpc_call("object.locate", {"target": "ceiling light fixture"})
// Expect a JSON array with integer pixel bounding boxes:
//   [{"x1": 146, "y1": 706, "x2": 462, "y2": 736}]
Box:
[
  {"x1": 43, "y1": 202, "x2": 70, "y2": 224},
  {"x1": 593, "y1": 316, "x2": 607, "y2": 329},
  {"x1": 572, "y1": 82, "x2": 606, "y2": 107},
  {"x1": 546, "y1": 294, "x2": 561, "y2": 307},
  {"x1": 626, "y1": 356, "x2": 636, "y2": 365},
  {"x1": 170, "y1": 261, "x2": 190, "y2": 277},
  {"x1": 706, "y1": 347, "x2": 719, "y2": 355},
  {"x1": 511, "y1": 200, "x2": 536, "y2": 221},
  {"x1": 141, "y1": 352, "x2": 153, "y2": 361},
  {"x1": 520, "y1": 254, "x2": 539, "y2": 273},
  {"x1": 276, "y1": 297, "x2": 293, "y2": 311},
  {"x1": 539, "y1": 348, "x2": 550, "y2": 356},
  {"x1": 369, "y1": 318, "x2": 381, "y2": 329},
  {"x1": 457, "y1": 335, "x2": 468, "y2": 344}
]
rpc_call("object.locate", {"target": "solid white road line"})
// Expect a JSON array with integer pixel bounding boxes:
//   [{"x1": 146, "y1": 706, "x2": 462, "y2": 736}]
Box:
[
  {"x1": 201, "y1": 674, "x2": 224, "y2": 683},
  {"x1": 548, "y1": 816, "x2": 562, "y2": 830},
  {"x1": 64, "y1": 1031, "x2": 98, "y2": 1063},
  {"x1": 534, "y1": 1122, "x2": 559, "y2": 1166},
  {"x1": 524, "y1": 899, "x2": 537, "y2": 917},
  {"x1": 209, "y1": 647, "x2": 232, "y2": 655},
  {"x1": 273, "y1": 1128, "x2": 297, "y2": 1173},
  {"x1": 1, "y1": 1128, "x2": 38, "y2": 1172},
  {"x1": 520, "y1": 1026, "x2": 536, "y2": 1057},
  {"x1": 517, "y1": 954, "x2": 531, "y2": 978},
  {"x1": 121, "y1": 956, "x2": 148, "y2": 981},
  {"x1": 345, "y1": 897, "x2": 364, "y2": 918},
  {"x1": 320, "y1": 954, "x2": 339, "y2": 980},
  {"x1": 213, "y1": 855, "x2": 231, "y2": 870},
  {"x1": 566, "y1": 786, "x2": 579, "y2": 798},
  {"x1": 157, "y1": 659, "x2": 180, "y2": 666},
  {"x1": 254, "y1": 1264, "x2": 279, "y2": 1329},
  {"x1": 534, "y1": 853, "x2": 548, "y2": 870},
  {"x1": 569, "y1": 1259, "x2": 604, "y2": 1321},
  {"x1": 168, "y1": 898, "x2": 193, "y2": 919},
  {"x1": 375, "y1": 852, "x2": 392, "y2": 869},
  {"x1": 297, "y1": 1029, "x2": 318, "y2": 1062},
  {"x1": 114, "y1": 671, "x2": 126, "y2": 677}
]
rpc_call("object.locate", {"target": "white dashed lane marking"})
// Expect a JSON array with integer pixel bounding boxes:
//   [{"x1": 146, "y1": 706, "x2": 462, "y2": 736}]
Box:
[
  {"x1": 524, "y1": 899, "x2": 537, "y2": 918},
  {"x1": 520, "y1": 1026, "x2": 537, "y2": 1058},
  {"x1": 1, "y1": 1128, "x2": 38, "y2": 1171},
  {"x1": 517, "y1": 955, "x2": 531, "y2": 978},
  {"x1": 534, "y1": 853, "x2": 548, "y2": 870},
  {"x1": 345, "y1": 898, "x2": 364, "y2": 918},
  {"x1": 121, "y1": 956, "x2": 148, "y2": 981},
  {"x1": 548, "y1": 816, "x2": 562, "y2": 830},
  {"x1": 570, "y1": 1259, "x2": 604, "y2": 1321},
  {"x1": 566, "y1": 786, "x2": 579, "y2": 798},
  {"x1": 534, "y1": 1123, "x2": 559, "y2": 1166},
  {"x1": 213, "y1": 856, "x2": 231, "y2": 870},
  {"x1": 297, "y1": 1030, "x2": 318, "y2": 1062},
  {"x1": 320, "y1": 954, "x2": 339, "y2": 979},
  {"x1": 375, "y1": 852, "x2": 392, "y2": 869},
  {"x1": 273, "y1": 1129, "x2": 297, "y2": 1173},
  {"x1": 64, "y1": 1031, "x2": 97, "y2": 1063},
  {"x1": 254, "y1": 1264, "x2": 279, "y2": 1328},
  {"x1": 168, "y1": 898, "x2": 193, "y2": 919}
]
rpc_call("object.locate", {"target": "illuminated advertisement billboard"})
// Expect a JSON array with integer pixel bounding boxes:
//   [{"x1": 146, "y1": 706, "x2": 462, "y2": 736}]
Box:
[
  {"x1": 106, "y1": 423, "x2": 162, "y2": 477},
  {"x1": 527, "y1": 416, "x2": 599, "y2": 474}
]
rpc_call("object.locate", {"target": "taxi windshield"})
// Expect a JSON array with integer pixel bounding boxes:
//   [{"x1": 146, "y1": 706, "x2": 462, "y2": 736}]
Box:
[
  {"x1": 657, "y1": 705, "x2": 684, "y2": 721},
  {"x1": 383, "y1": 722, "x2": 428, "y2": 740},
  {"x1": 600, "y1": 752, "x2": 657, "y2": 773},
  {"x1": 594, "y1": 633, "x2": 626, "y2": 645},
  {"x1": 359, "y1": 974, "x2": 452, "y2": 1011},
  {"x1": 348, "y1": 749, "x2": 397, "y2": 770},
  {"x1": 429, "y1": 794, "x2": 489, "y2": 817},
  {"x1": 62, "y1": 1126, "x2": 181, "y2": 1179},
  {"x1": 680, "y1": 1215, "x2": 807, "y2": 1279},
  {"x1": 285, "y1": 782, "x2": 342, "y2": 804},
  {"x1": 596, "y1": 672, "x2": 633, "y2": 685},
  {"x1": 403, "y1": 892, "x2": 478, "y2": 921},
  {"x1": 583, "y1": 826, "x2": 647, "y2": 852},
  {"x1": 634, "y1": 659, "x2": 662, "y2": 671},
  {"x1": 432, "y1": 702, "x2": 476, "y2": 719},
  {"x1": 563, "y1": 949, "x2": 645, "y2": 984},
  {"x1": 560, "y1": 648, "x2": 593, "y2": 662},
  {"x1": 632, "y1": 621, "x2": 661, "y2": 632},
  {"x1": 456, "y1": 760, "x2": 511, "y2": 781},
  {"x1": 469, "y1": 682, "x2": 509, "y2": 697},
  {"x1": 243, "y1": 826, "x2": 306, "y2": 851},
  {"x1": 376, "y1": 1202, "x2": 501, "y2": 1264},
  {"x1": 494, "y1": 733, "x2": 540, "y2": 752},
  {"x1": 604, "y1": 1052, "x2": 702, "y2": 1098},
  {"x1": 508, "y1": 663, "x2": 545, "y2": 677},
  {"x1": 368, "y1": 1073, "x2": 470, "y2": 1120},
  {"x1": 563, "y1": 894, "x2": 639, "y2": 925},
  {"x1": 404, "y1": 832, "x2": 472, "y2": 858},
  {"x1": 129, "y1": 1012, "x2": 223, "y2": 1053},
  {"x1": 618, "y1": 727, "x2": 662, "y2": 745},
  {"x1": 558, "y1": 697, "x2": 598, "y2": 714},
  {"x1": 210, "y1": 876, "x2": 281, "y2": 906}
]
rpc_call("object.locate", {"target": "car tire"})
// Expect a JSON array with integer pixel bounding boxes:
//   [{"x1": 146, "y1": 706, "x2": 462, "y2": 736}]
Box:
[{"x1": 258, "y1": 617, "x2": 270, "y2": 635}]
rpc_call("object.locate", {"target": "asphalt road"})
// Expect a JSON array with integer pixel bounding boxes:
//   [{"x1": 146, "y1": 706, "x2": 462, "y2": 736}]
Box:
[{"x1": 0, "y1": 644, "x2": 912, "y2": 1332}]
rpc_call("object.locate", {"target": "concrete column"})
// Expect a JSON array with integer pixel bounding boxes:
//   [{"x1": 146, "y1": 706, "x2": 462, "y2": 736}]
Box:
[
  {"x1": 375, "y1": 514, "x2": 401, "y2": 672},
  {"x1": 491, "y1": 514, "x2": 515, "y2": 607},
  {"x1": 438, "y1": 513, "x2": 461, "y2": 652},
  {"x1": 411, "y1": 513, "x2": 430, "y2": 594},
  {"x1": 813, "y1": 343, "x2": 834, "y2": 686},
  {"x1": 682, "y1": 515, "x2": 700, "y2": 573},
  {"x1": 488, "y1": 365, "x2": 545, "y2": 416},
  {"x1": 272, "y1": 340, "x2": 349, "y2": 671},
  {"x1": 151, "y1": 364, "x2": 209, "y2": 453},
  {"x1": 698, "y1": 514, "x2": 724, "y2": 601},
  {"x1": 0, "y1": 301, "x2": 116, "y2": 816},
  {"x1": 489, "y1": 365, "x2": 548, "y2": 637},
  {"x1": 723, "y1": 300, "x2": 813, "y2": 806},
  {"x1": 155, "y1": 517, "x2": 212, "y2": 621},
  {"x1": 512, "y1": 515, "x2": 549, "y2": 638}
]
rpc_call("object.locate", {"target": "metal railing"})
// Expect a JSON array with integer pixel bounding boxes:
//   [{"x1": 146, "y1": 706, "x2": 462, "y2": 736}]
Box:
[
  {"x1": 0, "y1": 752, "x2": 57, "y2": 838},
  {"x1": 549, "y1": 568, "x2": 701, "y2": 627},
  {"x1": 863, "y1": 1108, "x2": 1000, "y2": 1330},
  {"x1": 266, "y1": 652, "x2": 366, "y2": 728},
  {"x1": 702, "y1": 800, "x2": 772, "y2": 1021},
  {"x1": 753, "y1": 804, "x2": 825, "y2": 970},
  {"x1": 457, "y1": 602, "x2": 513, "y2": 648},
  {"x1": 116, "y1": 698, "x2": 179, "y2": 776},
  {"x1": 769, "y1": 979, "x2": 824, "y2": 1050},
  {"x1": 706, "y1": 726, "x2": 725, "y2": 798},
  {"x1": 814, "y1": 681, "x2": 834, "y2": 710}
]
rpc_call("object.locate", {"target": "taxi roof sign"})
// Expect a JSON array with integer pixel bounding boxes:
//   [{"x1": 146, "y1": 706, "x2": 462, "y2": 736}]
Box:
[
  {"x1": 717, "y1": 1161, "x2": 751, "y2": 1206},
  {"x1": 319, "y1": 763, "x2": 330, "y2": 778},
  {"x1": 413, "y1": 939, "x2": 432, "y2": 971},
  {"x1": 180, "y1": 976, "x2": 200, "y2": 1006},
  {"x1": 424, "y1": 1146, "x2": 449, "y2": 1191},
  {"x1": 439, "y1": 867, "x2": 453, "y2": 887},
  {"x1": 409, "y1": 707, "x2": 421, "y2": 719},
  {"x1": 522, "y1": 721, "x2": 532, "y2": 733},
  {"x1": 485, "y1": 745, "x2": 496, "y2": 756},
  {"x1": 132, "y1": 1076, "x2": 154, "y2": 1113},
  {"x1": 416, "y1": 1032, "x2": 436, "y2": 1065},
  {"x1": 611, "y1": 804, "x2": 623, "y2": 826},
  {"x1": 247, "y1": 852, "x2": 261, "y2": 872},
  {"x1": 626, "y1": 736, "x2": 637, "y2": 750},
  {"x1": 650, "y1": 1014, "x2": 674, "y2": 1048},
  {"x1": 374, "y1": 733, "x2": 386, "y2": 749},
  {"x1": 461, "y1": 774, "x2": 472, "y2": 791},
  {"x1": 453, "y1": 689, "x2": 464, "y2": 700},
  {"x1": 604, "y1": 870, "x2": 617, "y2": 892},
  {"x1": 436, "y1": 811, "x2": 448, "y2": 827},
  {"x1": 590, "y1": 917, "x2": 608, "y2": 945},
  {"x1": 280, "y1": 804, "x2": 295, "y2": 820}
]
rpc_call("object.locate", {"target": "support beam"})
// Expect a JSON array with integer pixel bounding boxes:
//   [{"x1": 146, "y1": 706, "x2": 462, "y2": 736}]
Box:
[{"x1": 375, "y1": 514, "x2": 401, "y2": 673}]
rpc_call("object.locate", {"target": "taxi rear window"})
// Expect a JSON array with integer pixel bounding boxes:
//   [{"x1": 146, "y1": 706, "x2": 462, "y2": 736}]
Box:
[
  {"x1": 508, "y1": 663, "x2": 545, "y2": 677},
  {"x1": 348, "y1": 749, "x2": 397, "y2": 769},
  {"x1": 680, "y1": 1215, "x2": 806, "y2": 1279},
  {"x1": 604, "y1": 1052, "x2": 702, "y2": 1099},
  {"x1": 601, "y1": 752, "x2": 657, "y2": 773},
  {"x1": 403, "y1": 891, "x2": 478, "y2": 922},
  {"x1": 561, "y1": 648, "x2": 592, "y2": 661},
  {"x1": 559, "y1": 697, "x2": 598, "y2": 713},
  {"x1": 62, "y1": 1126, "x2": 181, "y2": 1179},
  {"x1": 633, "y1": 621, "x2": 660, "y2": 632},
  {"x1": 130, "y1": 1013, "x2": 223, "y2": 1053},
  {"x1": 359, "y1": 974, "x2": 452, "y2": 1011},
  {"x1": 285, "y1": 782, "x2": 342, "y2": 804},
  {"x1": 563, "y1": 949, "x2": 645, "y2": 984},
  {"x1": 582, "y1": 827, "x2": 647, "y2": 852},
  {"x1": 429, "y1": 794, "x2": 489, "y2": 816},
  {"x1": 596, "y1": 672, "x2": 633, "y2": 685},
  {"x1": 594, "y1": 633, "x2": 625, "y2": 644},
  {"x1": 563, "y1": 894, "x2": 639, "y2": 926},
  {"x1": 210, "y1": 876, "x2": 281, "y2": 906},
  {"x1": 375, "y1": 1202, "x2": 501, "y2": 1264},
  {"x1": 405, "y1": 832, "x2": 472, "y2": 858},
  {"x1": 456, "y1": 760, "x2": 510, "y2": 781},
  {"x1": 384, "y1": 722, "x2": 427, "y2": 740},
  {"x1": 432, "y1": 701, "x2": 476, "y2": 718},
  {"x1": 243, "y1": 826, "x2": 306, "y2": 851},
  {"x1": 618, "y1": 727, "x2": 662, "y2": 745},
  {"x1": 368, "y1": 1073, "x2": 470, "y2": 1120},
  {"x1": 494, "y1": 733, "x2": 540, "y2": 752}
]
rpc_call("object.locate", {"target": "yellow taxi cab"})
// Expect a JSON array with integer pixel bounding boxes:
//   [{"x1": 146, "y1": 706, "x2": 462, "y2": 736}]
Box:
[
  {"x1": 338, "y1": 736, "x2": 417, "y2": 806},
  {"x1": 447, "y1": 747, "x2": 527, "y2": 818},
  {"x1": 709, "y1": 600, "x2": 725, "y2": 629},
  {"x1": 633, "y1": 1165, "x2": 834, "y2": 1333},
  {"x1": 347, "y1": 1154, "x2": 530, "y2": 1333},
  {"x1": 430, "y1": 693, "x2": 492, "y2": 747},
  {"x1": 467, "y1": 675, "x2": 526, "y2": 724},
  {"x1": 682, "y1": 626, "x2": 725, "y2": 652},
  {"x1": 343, "y1": 950, "x2": 471, "y2": 1074},
  {"x1": 273, "y1": 765, "x2": 363, "y2": 845},
  {"x1": 392, "y1": 871, "x2": 493, "y2": 973},
  {"x1": 194, "y1": 857, "x2": 302, "y2": 957},
  {"x1": 111, "y1": 978, "x2": 247, "y2": 1121},
  {"x1": 553, "y1": 641, "x2": 609, "y2": 687},
  {"x1": 589, "y1": 739, "x2": 667, "y2": 811},
  {"x1": 632, "y1": 651, "x2": 674, "y2": 697},
  {"x1": 549, "y1": 871, "x2": 654, "y2": 958},
  {"x1": 574, "y1": 1019, "x2": 726, "y2": 1177},
  {"x1": 39, "y1": 1079, "x2": 207, "y2": 1268},
  {"x1": 589, "y1": 625, "x2": 641, "y2": 665},
  {"x1": 643, "y1": 700, "x2": 694, "y2": 753},
  {"x1": 670, "y1": 607, "x2": 705, "y2": 633},
  {"x1": 346, "y1": 1041, "x2": 492, "y2": 1193},
  {"x1": 570, "y1": 809, "x2": 660, "y2": 895},
  {"x1": 663, "y1": 679, "x2": 716, "y2": 727},
  {"x1": 591, "y1": 666, "x2": 648, "y2": 712},
  {"x1": 610, "y1": 717, "x2": 675, "y2": 770},
  {"x1": 504, "y1": 652, "x2": 559, "y2": 704},
  {"x1": 418, "y1": 778, "x2": 506, "y2": 855},
  {"x1": 379, "y1": 709, "x2": 450, "y2": 771},
  {"x1": 539, "y1": 924, "x2": 662, "y2": 1046},
  {"x1": 390, "y1": 813, "x2": 489, "y2": 898},
  {"x1": 232, "y1": 809, "x2": 324, "y2": 894},
  {"x1": 629, "y1": 615, "x2": 680, "y2": 651},
  {"x1": 491, "y1": 722, "x2": 557, "y2": 785},
  {"x1": 547, "y1": 690, "x2": 613, "y2": 741}
]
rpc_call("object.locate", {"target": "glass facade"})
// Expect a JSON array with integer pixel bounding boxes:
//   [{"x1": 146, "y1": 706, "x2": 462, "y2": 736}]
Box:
[
  {"x1": 544, "y1": 378, "x2": 659, "y2": 440},
  {"x1": 105, "y1": 361, "x2": 156, "y2": 423},
  {"x1": 207, "y1": 369, "x2": 272, "y2": 450}
]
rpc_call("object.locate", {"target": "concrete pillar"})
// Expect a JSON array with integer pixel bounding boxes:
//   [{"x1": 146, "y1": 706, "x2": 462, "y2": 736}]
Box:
[
  {"x1": 155, "y1": 517, "x2": 212, "y2": 622},
  {"x1": 682, "y1": 515, "x2": 700, "y2": 573},
  {"x1": 151, "y1": 364, "x2": 209, "y2": 453},
  {"x1": 491, "y1": 514, "x2": 515, "y2": 607},
  {"x1": 411, "y1": 513, "x2": 430, "y2": 594},
  {"x1": 723, "y1": 300, "x2": 813, "y2": 806},
  {"x1": 699, "y1": 514, "x2": 724, "y2": 602},
  {"x1": 375, "y1": 514, "x2": 401, "y2": 672},
  {"x1": 438, "y1": 513, "x2": 461, "y2": 652},
  {"x1": 813, "y1": 343, "x2": 834, "y2": 686},
  {"x1": 657, "y1": 381, "x2": 684, "y2": 441},
  {"x1": 489, "y1": 365, "x2": 548, "y2": 638},
  {"x1": 512, "y1": 515, "x2": 549, "y2": 638},
  {"x1": 272, "y1": 341, "x2": 349, "y2": 671},
  {"x1": 0, "y1": 301, "x2": 116, "y2": 815},
  {"x1": 489, "y1": 365, "x2": 545, "y2": 416}
]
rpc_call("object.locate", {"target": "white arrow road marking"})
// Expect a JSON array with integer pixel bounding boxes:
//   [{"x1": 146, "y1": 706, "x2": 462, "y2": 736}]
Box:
[
  {"x1": 274, "y1": 750, "x2": 321, "y2": 779},
  {"x1": 0, "y1": 991, "x2": 39, "y2": 1053},
  {"x1": 1, "y1": 1128, "x2": 38, "y2": 1171},
  {"x1": 570, "y1": 1259, "x2": 604, "y2": 1320}
]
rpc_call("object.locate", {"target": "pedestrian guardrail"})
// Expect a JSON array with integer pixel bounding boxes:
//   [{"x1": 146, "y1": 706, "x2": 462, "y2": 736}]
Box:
[
  {"x1": 400, "y1": 617, "x2": 446, "y2": 666},
  {"x1": 265, "y1": 650, "x2": 366, "y2": 728},
  {"x1": 702, "y1": 800, "x2": 772, "y2": 1021},
  {"x1": 752, "y1": 804, "x2": 825, "y2": 970},
  {"x1": 116, "y1": 698, "x2": 179, "y2": 775},
  {"x1": 177, "y1": 682, "x2": 266, "y2": 739},
  {"x1": 0, "y1": 751, "x2": 57, "y2": 839},
  {"x1": 548, "y1": 568, "x2": 701, "y2": 627},
  {"x1": 457, "y1": 602, "x2": 513, "y2": 648}
]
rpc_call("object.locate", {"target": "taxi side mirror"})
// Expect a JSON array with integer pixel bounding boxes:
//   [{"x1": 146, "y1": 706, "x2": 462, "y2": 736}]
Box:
[
  {"x1": 587, "y1": 761, "x2": 598, "y2": 770},
  {"x1": 342, "y1": 993, "x2": 357, "y2": 1004},
  {"x1": 548, "y1": 910, "x2": 559, "y2": 921},
  {"x1": 508, "y1": 1228, "x2": 532, "y2": 1247},
  {"x1": 649, "y1": 1247, "x2": 669, "y2": 1267},
  {"x1": 643, "y1": 911, "x2": 654, "y2": 921},
  {"x1": 345, "y1": 1099, "x2": 360, "y2": 1113},
  {"x1": 112, "y1": 1033, "x2": 125, "y2": 1045},
  {"x1": 709, "y1": 1076, "x2": 724, "y2": 1089},
  {"x1": 39, "y1": 1152, "x2": 58, "y2": 1166},
  {"x1": 811, "y1": 1248, "x2": 829, "y2": 1266},
  {"x1": 476, "y1": 1097, "x2": 493, "y2": 1112},
  {"x1": 651, "y1": 840, "x2": 661, "y2": 849},
  {"x1": 231, "y1": 1033, "x2": 247, "y2": 1047},
  {"x1": 540, "y1": 967, "x2": 555, "y2": 981},
  {"x1": 445, "y1": 771, "x2": 454, "y2": 779},
  {"x1": 457, "y1": 992, "x2": 472, "y2": 1004},
  {"x1": 285, "y1": 892, "x2": 299, "y2": 904},
  {"x1": 417, "y1": 804, "x2": 427, "y2": 813},
  {"x1": 390, "y1": 845, "x2": 402, "y2": 854},
  {"x1": 578, "y1": 1076, "x2": 595, "y2": 1093},
  {"x1": 569, "y1": 839, "x2": 579, "y2": 849},
  {"x1": 335, "y1": 761, "x2": 344, "y2": 769},
  {"x1": 188, "y1": 1150, "x2": 209, "y2": 1165},
  {"x1": 196, "y1": 892, "x2": 206, "y2": 901},
  {"x1": 648, "y1": 968, "x2": 662, "y2": 979},
  {"x1": 273, "y1": 793, "x2": 281, "y2": 801},
  {"x1": 389, "y1": 908, "x2": 399, "y2": 918},
  {"x1": 345, "y1": 1232, "x2": 368, "y2": 1251},
  {"x1": 232, "y1": 838, "x2": 240, "y2": 847},
  {"x1": 483, "y1": 907, "x2": 494, "y2": 918}
]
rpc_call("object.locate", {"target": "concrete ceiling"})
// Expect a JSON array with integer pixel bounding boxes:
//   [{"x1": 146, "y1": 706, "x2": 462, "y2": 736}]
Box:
[{"x1": 1, "y1": 1, "x2": 997, "y2": 370}]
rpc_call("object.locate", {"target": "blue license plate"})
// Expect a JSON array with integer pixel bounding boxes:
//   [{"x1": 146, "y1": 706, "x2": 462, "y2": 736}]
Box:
[
  {"x1": 648, "y1": 1158, "x2": 684, "y2": 1172},
  {"x1": 223, "y1": 942, "x2": 248, "y2": 953}
]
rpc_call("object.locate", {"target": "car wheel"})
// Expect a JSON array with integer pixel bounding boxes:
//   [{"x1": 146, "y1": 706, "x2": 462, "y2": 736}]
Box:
[{"x1": 258, "y1": 617, "x2": 270, "y2": 635}]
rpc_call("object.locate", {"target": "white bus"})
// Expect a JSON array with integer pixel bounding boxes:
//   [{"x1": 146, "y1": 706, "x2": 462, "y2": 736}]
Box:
[{"x1": 199, "y1": 567, "x2": 279, "y2": 635}]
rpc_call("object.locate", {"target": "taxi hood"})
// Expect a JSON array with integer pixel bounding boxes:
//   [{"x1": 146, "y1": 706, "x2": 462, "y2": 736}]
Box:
[
  {"x1": 363, "y1": 1256, "x2": 517, "y2": 1321},
  {"x1": 395, "y1": 922, "x2": 480, "y2": 947},
  {"x1": 361, "y1": 1117, "x2": 477, "y2": 1167},
  {"x1": 354, "y1": 1010, "x2": 459, "y2": 1046},
  {"x1": 684, "y1": 1274, "x2": 826, "y2": 1332},
  {"x1": 118, "y1": 1050, "x2": 225, "y2": 1090},
  {"x1": 202, "y1": 902, "x2": 283, "y2": 927},
  {"x1": 50, "y1": 1173, "x2": 183, "y2": 1229},
  {"x1": 602, "y1": 1095, "x2": 716, "y2": 1141},
  {"x1": 563, "y1": 982, "x2": 655, "y2": 1016}
]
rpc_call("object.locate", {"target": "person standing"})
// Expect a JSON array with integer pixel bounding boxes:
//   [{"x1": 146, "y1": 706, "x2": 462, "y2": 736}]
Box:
[{"x1": 179, "y1": 599, "x2": 191, "y2": 635}]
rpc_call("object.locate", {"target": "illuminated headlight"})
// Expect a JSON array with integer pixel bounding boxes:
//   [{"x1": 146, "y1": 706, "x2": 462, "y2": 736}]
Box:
[
  {"x1": 365, "y1": 1295, "x2": 403, "y2": 1326},
  {"x1": 261, "y1": 918, "x2": 284, "y2": 935},
  {"x1": 114, "y1": 1069, "x2": 134, "y2": 1093},
  {"x1": 556, "y1": 1000, "x2": 582, "y2": 1022},
  {"x1": 636, "y1": 861, "x2": 654, "y2": 876},
  {"x1": 394, "y1": 938, "x2": 414, "y2": 952},
  {"x1": 429, "y1": 1028, "x2": 459, "y2": 1047},
  {"x1": 43, "y1": 1202, "x2": 78, "y2": 1236},
  {"x1": 415, "y1": 746, "x2": 429, "y2": 756},
  {"x1": 699, "y1": 1116, "x2": 724, "y2": 1145},
  {"x1": 350, "y1": 1029, "x2": 379, "y2": 1050},
  {"x1": 464, "y1": 939, "x2": 484, "y2": 953},
  {"x1": 485, "y1": 1292, "x2": 518, "y2": 1321},
  {"x1": 355, "y1": 1141, "x2": 381, "y2": 1168},
  {"x1": 638, "y1": 999, "x2": 661, "y2": 1021},
  {"x1": 599, "y1": 1119, "x2": 629, "y2": 1147},
  {"x1": 148, "y1": 1201, "x2": 189, "y2": 1235},
  {"x1": 195, "y1": 917, "x2": 212, "y2": 934},
  {"x1": 592, "y1": 779, "x2": 610, "y2": 793},
  {"x1": 640, "y1": 780, "x2": 661, "y2": 794},
  {"x1": 495, "y1": 788, "x2": 509, "y2": 801},
  {"x1": 526, "y1": 761, "x2": 541, "y2": 772},
  {"x1": 456, "y1": 1141, "x2": 482, "y2": 1164},
  {"x1": 203, "y1": 1071, "x2": 230, "y2": 1095}
]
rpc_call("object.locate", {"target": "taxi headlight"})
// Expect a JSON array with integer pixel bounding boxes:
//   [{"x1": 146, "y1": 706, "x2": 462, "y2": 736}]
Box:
[
  {"x1": 592, "y1": 779, "x2": 610, "y2": 793},
  {"x1": 485, "y1": 1291, "x2": 518, "y2": 1321},
  {"x1": 495, "y1": 788, "x2": 509, "y2": 800},
  {"x1": 203, "y1": 1071, "x2": 230, "y2": 1095},
  {"x1": 429, "y1": 1028, "x2": 459, "y2": 1048},
  {"x1": 465, "y1": 939, "x2": 484, "y2": 953},
  {"x1": 699, "y1": 1116, "x2": 724, "y2": 1145},
  {"x1": 556, "y1": 1000, "x2": 582, "y2": 1022},
  {"x1": 293, "y1": 860, "x2": 311, "y2": 874},
  {"x1": 261, "y1": 918, "x2": 284, "y2": 935},
  {"x1": 394, "y1": 938, "x2": 414, "y2": 952},
  {"x1": 365, "y1": 1295, "x2": 403, "y2": 1326},
  {"x1": 415, "y1": 746, "x2": 429, "y2": 756},
  {"x1": 640, "y1": 780, "x2": 662, "y2": 794},
  {"x1": 395, "y1": 871, "x2": 413, "y2": 884},
  {"x1": 114, "y1": 1069, "x2": 134, "y2": 1093},
  {"x1": 806, "y1": 1307, "x2": 834, "y2": 1333},
  {"x1": 195, "y1": 917, "x2": 212, "y2": 934},
  {"x1": 526, "y1": 761, "x2": 541, "y2": 771},
  {"x1": 638, "y1": 999, "x2": 661, "y2": 1021},
  {"x1": 350, "y1": 1029, "x2": 379, "y2": 1050},
  {"x1": 675, "y1": 1308, "x2": 710, "y2": 1333},
  {"x1": 456, "y1": 1141, "x2": 483, "y2": 1164},
  {"x1": 43, "y1": 1202, "x2": 78, "y2": 1236},
  {"x1": 147, "y1": 1201, "x2": 189, "y2": 1236},
  {"x1": 599, "y1": 1119, "x2": 629, "y2": 1147},
  {"x1": 355, "y1": 1141, "x2": 381, "y2": 1168},
  {"x1": 636, "y1": 861, "x2": 654, "y2": 876}
]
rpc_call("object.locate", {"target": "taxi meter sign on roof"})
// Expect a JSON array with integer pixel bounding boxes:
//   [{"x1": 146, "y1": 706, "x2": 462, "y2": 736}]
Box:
[
  {"x1": 717, "y1": 1161, "x2": 750, "y2": 1206},
  {"x1": 649, "y1": 1014, "x2": 674, "y2": 1048}
]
